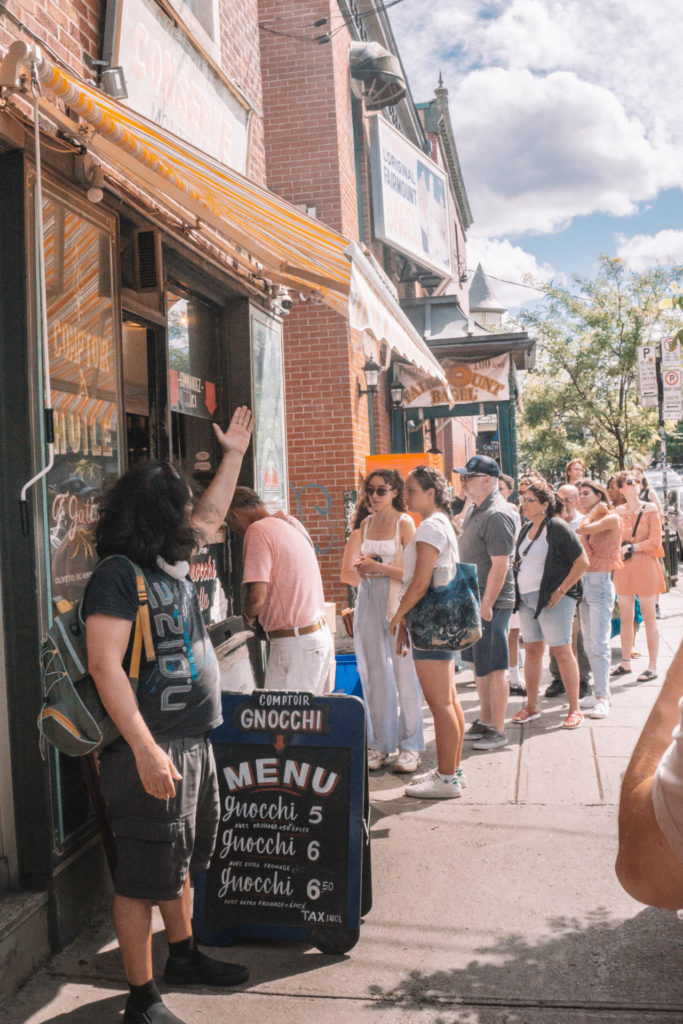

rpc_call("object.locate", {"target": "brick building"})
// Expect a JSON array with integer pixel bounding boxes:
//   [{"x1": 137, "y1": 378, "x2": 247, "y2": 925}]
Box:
[{"x1": 0, "y1": 0, "x2": 477, "y2": 983}]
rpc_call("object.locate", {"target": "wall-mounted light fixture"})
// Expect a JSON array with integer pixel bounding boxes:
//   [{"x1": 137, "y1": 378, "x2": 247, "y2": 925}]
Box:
[
  {"x1": 357, "y1": 357, "x2": 381, "y2": 396},
  {"x1": 74, "y1": 153, "x2": 106, "y2": 203},
  {"x1": 82, "y1": 52, "x2": 128, "y2": 99},
  {"x1": 389, "y1": 378, "x2": 405, "y2": 409}
]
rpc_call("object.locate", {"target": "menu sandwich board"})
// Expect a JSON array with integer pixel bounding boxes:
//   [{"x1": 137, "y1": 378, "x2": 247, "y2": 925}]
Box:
[{"x1": 193, "y1": 690, "x2": 371, "y2": 954}]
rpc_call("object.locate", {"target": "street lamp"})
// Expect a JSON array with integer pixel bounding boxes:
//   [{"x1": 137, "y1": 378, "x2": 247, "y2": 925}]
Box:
[
  {"x1": 389, "y1": 378, "x2": 405, "y2": 409},
  {"x1": 357, "y1": 357, "x2": 381, "y2": 396}
]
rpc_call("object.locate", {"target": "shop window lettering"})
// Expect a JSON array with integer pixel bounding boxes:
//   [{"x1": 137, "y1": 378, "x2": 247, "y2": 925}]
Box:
[
  {"x1": 52, "y1": 320, "x2": 113, "y2": 373},
  {"x1": 51, "y1": 492, "x2": 98, "y2": 546},
  {"x1": 53, "y1": 410, "x2": 114, "y2": 456},
  {"x1": 289, "y1": 484, "x2": 337, "y2": 555}
]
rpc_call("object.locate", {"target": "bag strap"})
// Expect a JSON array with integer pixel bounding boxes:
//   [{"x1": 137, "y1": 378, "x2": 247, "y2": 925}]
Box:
[
  {"x1": 127, "y1": 563, "x2": 154, "y2": 683},
  {"x1": 631, "y1": 504, "x2": 646, "y2": 539}
]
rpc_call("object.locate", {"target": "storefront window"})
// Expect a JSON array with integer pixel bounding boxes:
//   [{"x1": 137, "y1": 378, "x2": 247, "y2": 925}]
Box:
[
  {"x1": 167, "y1": 287, "x2": 228, "y2": 624},
  {"x1": 44, "y1": 197, "x2": 121, "y2": 604},
  {"x1": 251, "y1": 311, "x2": 287, "y2": 512}
]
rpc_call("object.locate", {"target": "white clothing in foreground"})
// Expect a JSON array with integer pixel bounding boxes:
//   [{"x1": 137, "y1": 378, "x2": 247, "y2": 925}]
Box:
[
  {"x1": 652, "y1": 696, "x2": 683, "y2": 861},
  {"x1": 265, "y1": 627, "x2": 334, "y2": 694}
]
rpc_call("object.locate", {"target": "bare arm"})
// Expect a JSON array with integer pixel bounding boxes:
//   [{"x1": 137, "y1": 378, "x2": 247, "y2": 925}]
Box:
[
  {"x1": 340, "y1": 530, "x2": 362, "y2": 586},
  {"x1": 616, "y1": 640, "x2": 683, "y2": 909},
  {"x1": 481, "y1": 554, "x2": 510, "y2": 622},
  {"x1": 389, "y1": 541, "x2": 439, "y2": 653},
  {"x1": 243, "y1": 580, "x2": 269, "y2": 626},
  {"x1": 575, "y1": 510, "x2": 621, "y2": 536},
  {"x1": 191, "y1": 406, "x2": 254, "y2": 546},
  {"x1": 86, "y1": 615, "x2": 182, "y2": 799}
]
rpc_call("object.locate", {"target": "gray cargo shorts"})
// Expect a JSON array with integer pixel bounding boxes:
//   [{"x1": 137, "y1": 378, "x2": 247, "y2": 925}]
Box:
[{"x1": 98, "y1": 733, "x2": 219, "y2": 902}]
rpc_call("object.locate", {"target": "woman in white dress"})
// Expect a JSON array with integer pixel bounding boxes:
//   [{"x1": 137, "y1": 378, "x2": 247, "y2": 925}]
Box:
[{"x1": 341, "y1": 470, "x2": 424, "y2": 773}]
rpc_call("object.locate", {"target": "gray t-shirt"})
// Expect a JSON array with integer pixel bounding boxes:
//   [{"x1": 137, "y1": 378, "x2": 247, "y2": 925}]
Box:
[{"x1": 458, "y1": 489, "x2": 516, "y2": 608}]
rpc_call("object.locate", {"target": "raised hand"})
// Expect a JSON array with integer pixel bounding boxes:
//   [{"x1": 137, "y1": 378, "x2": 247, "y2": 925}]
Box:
[{"x1": 212, "y1": 405, "x2": 254, "y2": 457}]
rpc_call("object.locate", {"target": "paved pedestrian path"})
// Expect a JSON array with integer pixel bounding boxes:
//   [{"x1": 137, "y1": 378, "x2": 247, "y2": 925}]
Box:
[{"x1": 4, "y1": 592, "x2": 683, "y2": 1023}]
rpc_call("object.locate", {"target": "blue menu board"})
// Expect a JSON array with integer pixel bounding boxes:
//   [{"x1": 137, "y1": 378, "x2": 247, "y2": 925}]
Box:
[{"x1": 193, "y1": 691, "x2": 370, "y2": 954}]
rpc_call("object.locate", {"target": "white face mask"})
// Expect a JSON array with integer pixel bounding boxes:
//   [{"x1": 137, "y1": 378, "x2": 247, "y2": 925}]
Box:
[{"x1": 156, "y1": 556, "x2": 190, "y2": 579}]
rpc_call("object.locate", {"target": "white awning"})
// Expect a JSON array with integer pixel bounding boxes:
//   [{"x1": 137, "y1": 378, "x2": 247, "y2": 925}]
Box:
[{"x1": 346, "y1": 243, "x2": 447, "y2": 383}]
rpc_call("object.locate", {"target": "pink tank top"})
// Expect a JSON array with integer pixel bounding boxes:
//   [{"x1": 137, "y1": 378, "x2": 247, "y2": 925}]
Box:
[{"x1": 583, "y1": 528, "x2": 622, "y2": 572}]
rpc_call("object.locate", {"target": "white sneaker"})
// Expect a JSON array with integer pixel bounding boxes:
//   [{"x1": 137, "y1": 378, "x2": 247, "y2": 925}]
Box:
[
  {"x1": 579, "y1": 694, "x2": 597, "y2": 709},
  {"x1": 455, "y1": 766, "x2": 467, "y2": 788},
  {"x1": 590, "y1": 699, "x2": 610, "y2": 719},
  {"x1": 408, "y1": 766, "x2": 437, "y2": 785},
  {"x1": 393, "y1": 750, "x2": 422, "y2": 773},
  {"x1": 404, "y1": 774, "x2": 462, "y2": 800},
  {"x1": 367, "y1": 749, "x2": 389, "y2": 771}
]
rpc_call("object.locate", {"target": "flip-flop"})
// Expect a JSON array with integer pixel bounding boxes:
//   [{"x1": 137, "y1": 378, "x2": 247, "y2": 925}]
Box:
[
  {"x1": 610, "y1": 664, "x2": 631, "y2": 677},
  {"x1": 636, "y1": 669, "x2": 658, "y2": 681}
]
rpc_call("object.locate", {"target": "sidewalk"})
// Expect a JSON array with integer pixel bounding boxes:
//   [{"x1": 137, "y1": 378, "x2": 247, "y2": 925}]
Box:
[{"x1": 4, "y1": 591, "x2": 683, "y2": 1023}]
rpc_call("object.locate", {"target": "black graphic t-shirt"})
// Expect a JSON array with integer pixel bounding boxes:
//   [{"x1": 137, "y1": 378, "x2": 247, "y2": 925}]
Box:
[{"x1": 82, "y1": 556, "x2": 221, "y2": 740}]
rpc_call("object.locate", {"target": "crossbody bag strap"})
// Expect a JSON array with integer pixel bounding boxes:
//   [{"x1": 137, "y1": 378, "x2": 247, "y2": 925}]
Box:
[
  {"x1": 631, "y1": 504, "x2": 646, "y2": 539},
  {"x1": 122, "y1": 559, "x2": 154, "y2": 683}
]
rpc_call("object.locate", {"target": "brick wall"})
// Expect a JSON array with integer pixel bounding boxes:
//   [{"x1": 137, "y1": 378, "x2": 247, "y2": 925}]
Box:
[{"x1": 0, "y1": 0, "x2": 266, "y2": 183}]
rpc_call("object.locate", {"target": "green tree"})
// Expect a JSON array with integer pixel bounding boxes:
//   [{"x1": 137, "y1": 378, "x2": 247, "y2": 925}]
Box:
[{"x1": 517, "y1": 257, "x2": 683, "y2": 479}]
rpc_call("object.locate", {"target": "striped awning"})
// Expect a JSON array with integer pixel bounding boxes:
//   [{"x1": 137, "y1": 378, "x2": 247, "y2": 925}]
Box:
[{"x1": 4, "y1": 46, "x2": 446, "y2": 381}]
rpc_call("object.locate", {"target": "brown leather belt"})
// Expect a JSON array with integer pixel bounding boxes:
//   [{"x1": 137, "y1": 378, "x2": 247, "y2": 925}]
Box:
[{"x1": 266, "y1": 617, "x2": 326, "y2": 640}]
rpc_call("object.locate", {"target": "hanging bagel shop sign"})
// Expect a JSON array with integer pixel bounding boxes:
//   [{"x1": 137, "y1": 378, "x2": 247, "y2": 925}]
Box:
[
  {"x1": 193, "y1": 691, "x2": 369, "y2": 954},
  {"x1": 397, "y1": 354, "x2": 511, "y2": 408}
]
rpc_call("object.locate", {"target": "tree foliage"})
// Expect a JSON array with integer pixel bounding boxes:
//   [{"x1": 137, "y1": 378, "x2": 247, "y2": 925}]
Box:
[{"x1": 516, "y1": 257, "x2": 683, "y2": 479}]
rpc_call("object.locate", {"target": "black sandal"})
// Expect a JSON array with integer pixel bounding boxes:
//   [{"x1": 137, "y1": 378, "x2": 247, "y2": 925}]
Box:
[{"x1": 610, "y1": 664, "x2": 631, "y2": 677}]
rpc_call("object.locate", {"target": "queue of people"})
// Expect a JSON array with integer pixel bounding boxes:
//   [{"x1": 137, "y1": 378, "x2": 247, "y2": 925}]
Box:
[{"x1": 342, "y1": 455, "x2": 667, "y2": 800}]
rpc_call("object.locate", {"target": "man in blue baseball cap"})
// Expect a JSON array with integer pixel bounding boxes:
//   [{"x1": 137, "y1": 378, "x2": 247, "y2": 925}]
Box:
[{"x1": 454, "y1": 455, "x2": 515, "y2": 750}]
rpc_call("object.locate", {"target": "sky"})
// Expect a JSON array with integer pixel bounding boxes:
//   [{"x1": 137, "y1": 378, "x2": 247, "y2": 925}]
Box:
[{"x1": 389, "y1": 0, "x2": 683, "y2": 311}]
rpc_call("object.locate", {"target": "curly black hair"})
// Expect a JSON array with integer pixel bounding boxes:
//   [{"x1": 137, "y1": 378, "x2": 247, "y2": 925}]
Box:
[
  {"x1": 95, "y1": 461, "x2": 198, "y2": 568},
  {"x1": 408, "y1": 465, "x2": 451, "y2": 512}
]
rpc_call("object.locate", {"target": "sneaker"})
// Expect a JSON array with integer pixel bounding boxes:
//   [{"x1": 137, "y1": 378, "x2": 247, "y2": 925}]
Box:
[
  {"x1": 579, "y1": 694, "x2": 597, "y2": 709},
  {"x1": 509, "y1": 683, "x2": 527, "y2": 696},
  {"x1": 367, "y1": 749, "x2": 389, "y2": 771},
  {"x1": 393, "y1": 750, "x2": 422, "y2": 773},
  {"x1": 590, "y1": 699, "x2": 610, "y2": 719},
  {"x1": 409, "y1": 766, "x2": 468, "y2": 788},
  {"x1": 408, "y1": 766, "x2": 437, "y2": 785},
  {"x1": 472, "y1": 726, "x2": 508, "y2": 750},
  {"x1": 511, "y1": 705, "x2": 541, "y2": 724},
  {"x1": 404, "y1": 774, "x2": 462, "y2": 799},
  {"x1": 163, "y1": 950, "x2": 249, "y2": 988},
  {"x1": 124, "y1": 1000, "x2": 188, "y2": 1024},
  {"x1": 544, "y1": 679, "x2": 565, "y2": 698},
  {"x1": 464, "y1": 718, "x2": 488, "y2": 741},
  {"x1": 579, "y1": 681, "x2": 593, "y2": 699}
]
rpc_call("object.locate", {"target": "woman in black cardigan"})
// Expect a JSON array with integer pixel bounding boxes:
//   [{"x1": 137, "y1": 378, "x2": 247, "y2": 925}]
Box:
[{"x1": 512, "y1": 482, "x2": 589, "y2": 730}]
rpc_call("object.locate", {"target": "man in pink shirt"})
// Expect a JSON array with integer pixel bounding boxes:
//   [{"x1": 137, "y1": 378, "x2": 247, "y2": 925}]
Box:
[{"x1": 228, "y1": 487, "x2": 333, "y2": 694}]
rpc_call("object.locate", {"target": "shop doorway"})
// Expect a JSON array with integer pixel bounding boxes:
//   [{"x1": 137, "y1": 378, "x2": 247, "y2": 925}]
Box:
[{"x1": 121, "y1": 317, "x2": 170, "y2": 466}]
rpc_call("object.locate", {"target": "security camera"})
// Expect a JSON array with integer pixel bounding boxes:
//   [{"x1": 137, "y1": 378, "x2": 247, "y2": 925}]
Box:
[{"x1": 279, "y1": 296, "x2": 293, "y2": 312}]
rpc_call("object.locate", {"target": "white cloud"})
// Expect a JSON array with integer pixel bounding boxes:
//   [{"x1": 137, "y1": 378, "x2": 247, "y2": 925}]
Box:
[
  {"x1": 390, "y1": 1, "x2": 683, "y2": 237},
  {"x1": 615, "y1": 230, "x2": 683, "y2": 272},
  {"x1": 465, "y1": 236, "x2": 561, "y2": 310}
]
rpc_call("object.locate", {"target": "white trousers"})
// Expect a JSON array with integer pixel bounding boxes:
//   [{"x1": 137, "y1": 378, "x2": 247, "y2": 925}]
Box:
[
  {"x1": 354, "y1": 577, "x2": 424, "y2": 753},
  {"x1": 265, "y1": 626, "x2": 333, "y2": 695}
]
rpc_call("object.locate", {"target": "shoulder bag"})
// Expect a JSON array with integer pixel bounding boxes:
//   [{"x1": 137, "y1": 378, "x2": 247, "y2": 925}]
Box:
[{"x1": 408, "y1": 514, "x2": 482, "y2": 652}]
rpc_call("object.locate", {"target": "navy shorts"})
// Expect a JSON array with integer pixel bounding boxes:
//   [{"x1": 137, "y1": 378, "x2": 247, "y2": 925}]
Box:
[
  {"x1": 98, "y1": 734, "x2": 219, "y2": 902},
  {"x1": 459, "y1": 606, "x2": 512, "y2": 677}
]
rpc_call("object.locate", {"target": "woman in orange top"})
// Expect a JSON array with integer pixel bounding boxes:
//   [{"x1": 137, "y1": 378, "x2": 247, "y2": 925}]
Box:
[{"x1": 611, "y1": 471, "x2": 665, "y2": 682}]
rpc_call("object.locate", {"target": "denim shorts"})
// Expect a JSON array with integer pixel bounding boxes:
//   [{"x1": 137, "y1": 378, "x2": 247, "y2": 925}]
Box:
[
  {"x1": 98, "y1": 734, "x2": 219, "y2": 901},
  {"x1": 412, "y1": 647, "x2": 458, "y2": 662},
  {"x1": 518, "y1": 590, "x2": 575, "y2": 647},
  {"x1": 459, "y1": 606, "x2": 512, "y2": 676}
]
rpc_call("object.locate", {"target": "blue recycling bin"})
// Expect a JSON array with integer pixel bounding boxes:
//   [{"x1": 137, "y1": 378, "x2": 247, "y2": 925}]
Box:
[{"x1": 334, "y1": 653, "x2": 363, "y2": 698}]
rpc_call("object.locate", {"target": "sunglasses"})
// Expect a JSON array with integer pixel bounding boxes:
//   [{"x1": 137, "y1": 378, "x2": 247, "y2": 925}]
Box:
[
  {"x1": 366, "y1": 485, "x2": 391, "y2": 496},
  {"x1": 624, "y1": 478, "x2": 637, "y2": 486},
  {"x1": 462, "y1": 473, "x2": 487, "y2": 481},
  {"x1": 521, "y1": 496, "x2": 540, "y2": 504}
]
